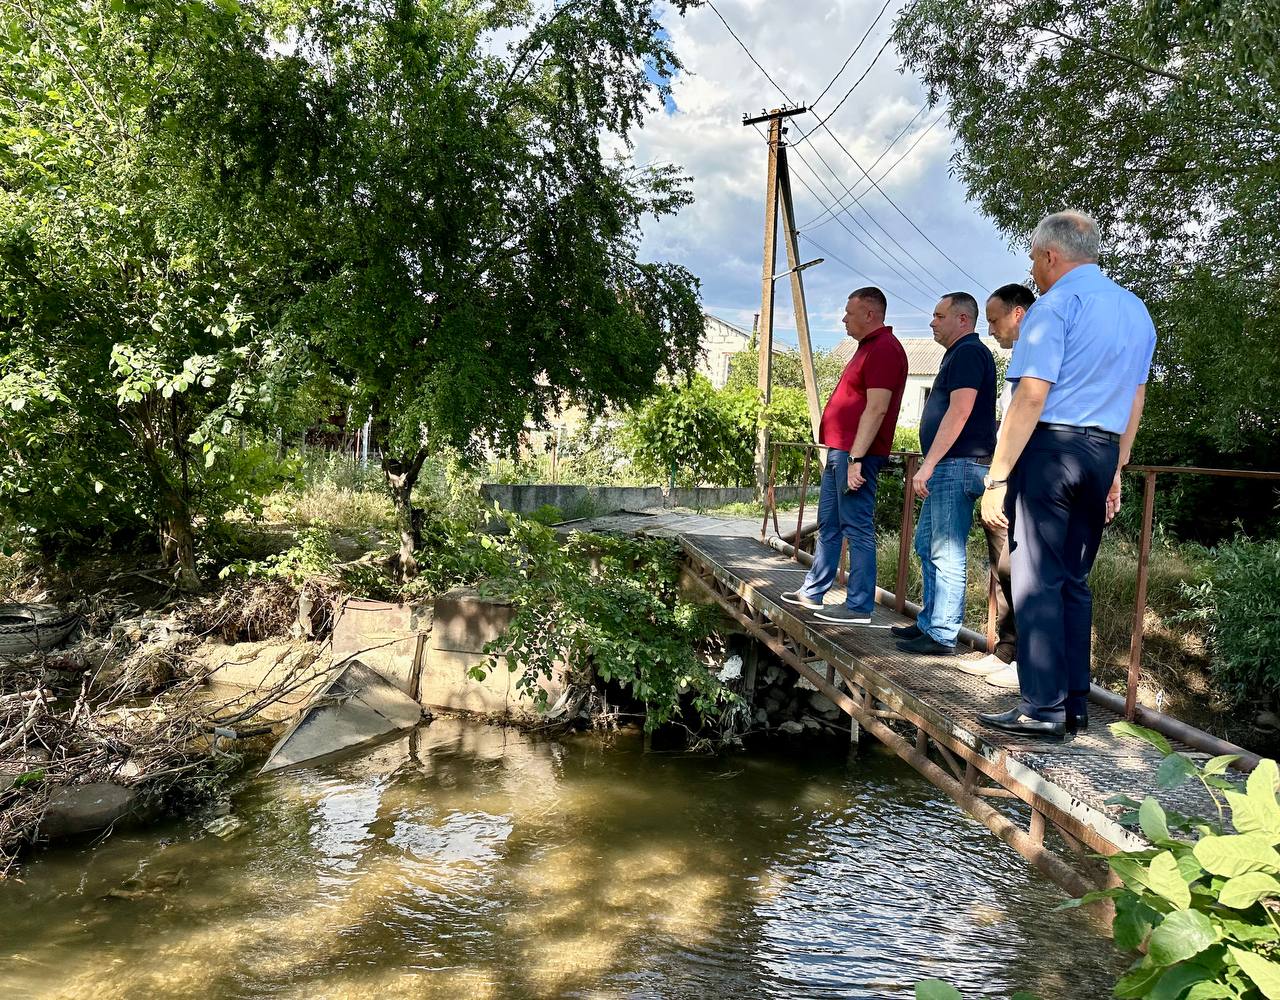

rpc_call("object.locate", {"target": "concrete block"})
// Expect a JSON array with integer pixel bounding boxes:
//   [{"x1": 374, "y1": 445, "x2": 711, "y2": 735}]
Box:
[
  {"x1": 430, "y1": 589, "x2": 513, "y2": 654},
  {"x1": 331, "y1": 598, "x2": 431, "y2": 696},
  {"x1": 261, "y1": 659, "x2": 424, "y2": 773}
]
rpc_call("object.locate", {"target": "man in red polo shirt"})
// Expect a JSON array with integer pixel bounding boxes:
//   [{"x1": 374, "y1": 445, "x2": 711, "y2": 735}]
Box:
[{"x1": 782, "y1": 287, "x2": 908, "y2": 623}]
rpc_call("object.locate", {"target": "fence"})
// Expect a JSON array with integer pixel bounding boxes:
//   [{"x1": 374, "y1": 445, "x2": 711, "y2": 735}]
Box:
[{"x1": 762, "y1": 440, "x2": 1280, "y2": 737}]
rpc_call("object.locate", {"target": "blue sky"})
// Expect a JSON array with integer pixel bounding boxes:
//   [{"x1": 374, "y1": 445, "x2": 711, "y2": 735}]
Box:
[{"x1": 628, "y1": 0, "x2": 1031, "y2": 349}]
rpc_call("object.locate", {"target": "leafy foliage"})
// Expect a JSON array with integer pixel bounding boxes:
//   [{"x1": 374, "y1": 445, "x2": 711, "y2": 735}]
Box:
[
  {"x1": 622, "y1": 375, "x2": 812, "y2": 487},
  {"x1": 1179, "y1": 539, "x2": 1280, "y2": 709},
  {"x1": 893, "y1": 0, "x2": 1280, "y2": 541},
  {"x1": 0, "y1": 1, "x2": 315, "y2": 582},
  {"x1": 427, "y1": 513, "x2": 740, "y2": 732},
  {"x1": 264, "y1": 0, "x2": 707, "y2": 571},
  {"x1": 724, "y1": 345, "x2": 849, "y2": 401},
  {"x1": 1063, "y1": 725, "x2": 1280, "y2": 999}
]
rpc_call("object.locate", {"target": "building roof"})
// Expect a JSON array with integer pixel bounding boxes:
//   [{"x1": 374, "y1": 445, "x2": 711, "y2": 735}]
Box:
[
  {"x1": 703, "y1": 312, "x2": 751, "y2": 339},
  {"x1": 829, "y1": 335, "x2": 1005, "y2": 376}
]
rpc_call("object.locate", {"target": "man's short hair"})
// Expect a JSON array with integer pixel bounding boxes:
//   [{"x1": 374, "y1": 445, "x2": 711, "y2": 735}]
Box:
[
  {"x1": 849, "y1": 286, "x2": 887, "y2": 315},
  {"x1": 942, "y1": 291, "x2": 979, "y2": 325},
  {"x1": 1031, "y1": 211, "x2": 1100, "y2": 262},
  {"x1": 988, "y1": 283, "x2": 1036, "y2": 311}
]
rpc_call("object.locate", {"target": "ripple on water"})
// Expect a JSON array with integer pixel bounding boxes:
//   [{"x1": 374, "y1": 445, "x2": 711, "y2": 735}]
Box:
[{"x1": 0, "y1": 720, "x2": 1121, "y2": 999}]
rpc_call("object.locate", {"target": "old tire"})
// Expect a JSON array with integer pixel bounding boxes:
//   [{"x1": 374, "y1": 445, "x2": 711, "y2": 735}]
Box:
[{"x1": 0, "y1": 604, "x2": 78, "y2": 657}]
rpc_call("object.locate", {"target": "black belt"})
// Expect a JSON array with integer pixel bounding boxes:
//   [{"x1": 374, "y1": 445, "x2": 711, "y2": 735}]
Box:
[{"x1": 1036, "y1": 422, "x2": 1121, "y2": 444}]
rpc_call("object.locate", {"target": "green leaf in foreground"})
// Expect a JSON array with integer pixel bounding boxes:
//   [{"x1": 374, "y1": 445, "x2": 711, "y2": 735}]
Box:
[
  {"x1": 1193, "y1": 834, "x2": 1280, "y2": 877},
  {"x1": 1218, "y1": 871, "x2": 1280, "y2": 909},
  {"x1": 1149, "y1": 963, "x2": 1212, "y2": 1000},
  {"x1": 1147, "y1": 851, "x2": 1193, "y2": 909},
  {"x1": 1110, "y1": 721, "x2": 1174, "y2": 756},
  {"x1": 1229, "y1": 946, "x2": 1280, "y2": 999},
  {"x1": 1141, "y1": 798, "x2": 1174, "y2": 843},
  {"x1": 914, "y1": 982, "x2": 962, "y2": 1000},
  {"x1": 1115, "y1": 960, "x2": 1167, "y2": 998},
  {"x1": 1157, "y1": 753, "x2": 1199, "y2": 790},
  {"x1": 1147, "y1": 908, "x2": 1217, "y2": 967}
]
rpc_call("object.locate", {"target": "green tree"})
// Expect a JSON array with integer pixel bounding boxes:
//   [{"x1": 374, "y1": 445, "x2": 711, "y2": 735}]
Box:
[
  {"x1": 275, "y1": 0, "x2": 705, "y2": 575},
  {"x1": 0, "y1": 2, "x2": 318, "y2": 585},
  {"x1": 724, "y1": 345, "x2": 848, "y2": 401},
  {"x1": 622, "y1": 375, "x2": 811, "y2": 487},
  {"x1": 893, "y1": 0, "x2": 1280, "y2": 538}
]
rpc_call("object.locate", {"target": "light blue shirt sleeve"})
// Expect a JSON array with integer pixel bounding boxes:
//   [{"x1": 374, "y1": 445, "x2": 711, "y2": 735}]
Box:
[{"x1": 1007, "y1": 298, "x2": 1068, "y2": 385}]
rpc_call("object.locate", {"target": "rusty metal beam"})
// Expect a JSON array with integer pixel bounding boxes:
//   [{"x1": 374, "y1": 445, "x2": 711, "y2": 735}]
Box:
[{"x1": 683, "y1": 569, "x2": 1097, "y2": 898}]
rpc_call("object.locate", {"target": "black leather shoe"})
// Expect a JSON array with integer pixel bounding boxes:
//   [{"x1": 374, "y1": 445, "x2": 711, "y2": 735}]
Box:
[
  {"x1": 978, "y1": 707, "x2": 1065, "y2": 742},
  {"x1": 895, "y1": 634, "x2": 956, "y2": 656},
  {"x1": 890, "y1": 623, "x2": 922, "y2": 639},
  {"x1": 1068, "y1": 712, "x2": 1089, "y2": 735}
]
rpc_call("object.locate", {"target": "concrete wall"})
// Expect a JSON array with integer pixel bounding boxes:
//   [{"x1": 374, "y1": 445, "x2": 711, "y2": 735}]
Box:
[
  {"x1": 481, "y1": 483, "x2": 806, "y2": 518},
  {"x1": 422, "y1": 588, "x2": 565, "y2": 719}
]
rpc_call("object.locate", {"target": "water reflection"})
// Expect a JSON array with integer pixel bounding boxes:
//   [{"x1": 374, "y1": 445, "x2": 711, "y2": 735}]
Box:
[{"x1": 0, "y1": 718, "x2": 1121, "y2": 998}]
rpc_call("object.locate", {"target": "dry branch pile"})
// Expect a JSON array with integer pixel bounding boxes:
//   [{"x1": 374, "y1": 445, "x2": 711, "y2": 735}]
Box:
[{"x1": 0, "y1": 578, "x2": 334, "y2": 875}]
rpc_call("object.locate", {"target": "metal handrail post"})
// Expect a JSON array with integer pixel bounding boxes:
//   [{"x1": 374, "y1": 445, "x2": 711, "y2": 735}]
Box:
[
  {"x1": 793, "y1": 446, "x2": 813, "y2": 562},
  {"x1": 1124, "y1": 471, "x2": 1158, "y2": 720},
  {"x1": 895, "y1": 455, "x2": 918, "y2": 614},
  {"x1": 986, "y1": 569, "x2": 999, "y2": 657}
]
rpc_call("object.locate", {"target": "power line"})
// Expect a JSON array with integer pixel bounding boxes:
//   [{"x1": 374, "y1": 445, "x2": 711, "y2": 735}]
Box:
[
  {"x1": 801, "y1": 233, "x2": 932, "y2": 317},
  {"x1": 706, "y1": 0, "x2": 796, "y2": 104},
  {"x1": 749, "y1": 122, "x2": 938, "y2": 310},
  {"x1": 810, "y1": 113, "x2": 986, "y2": 286},
  {"x1": 862, "y1": 112, "x2": 946, "y2": 192},
  {"x1": 786, "y1": 147, "x2": 942, "y2": 302},
  {"x1": 793, "y1": 138, "x2": 952, "y2": 289},
  {"x1": 799, "y1": 100, "x2": 930, "y2": 230},
  {"x1": 713, "y1": 1, "x2": 984, "y2": 289},
  {"x1": 795, "y1": 35, "x2": 894, "y2": 147},
  {"x1": 808, "y1": 0, "x2": 894, "y2": 110}
]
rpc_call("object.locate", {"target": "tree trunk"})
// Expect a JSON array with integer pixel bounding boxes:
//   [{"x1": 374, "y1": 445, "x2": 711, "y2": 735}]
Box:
[
  {"x1": 159, "y1": 493, "x2": 201, "y2": 592},
  {"x1": 383, "y1": 448, "x2": 428, "y2": 579}
]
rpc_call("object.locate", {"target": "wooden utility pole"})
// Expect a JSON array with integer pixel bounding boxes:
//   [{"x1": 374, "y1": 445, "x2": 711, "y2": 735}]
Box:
[{"x1": 743, "y1": 105, "x2": 823, "y2": 495}]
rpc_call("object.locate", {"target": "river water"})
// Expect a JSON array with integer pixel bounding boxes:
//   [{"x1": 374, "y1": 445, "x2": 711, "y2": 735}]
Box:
[{"x1": 1, "y1": 718, "x2": 1121, "y2": 999}]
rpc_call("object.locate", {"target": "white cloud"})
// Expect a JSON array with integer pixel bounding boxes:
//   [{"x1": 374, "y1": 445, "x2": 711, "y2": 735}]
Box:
[{"x1": 630, "y1": 0, "x2": 1030, "y2": 348}]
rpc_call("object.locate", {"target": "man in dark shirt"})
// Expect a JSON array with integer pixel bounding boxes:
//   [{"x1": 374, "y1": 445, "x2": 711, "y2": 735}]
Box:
[
  {"x1": 781, "y1": 287, "x2": 908, "y2": 625},
  {"x1": 894, "y1": 292, "x2": 996, "y2": 655}
]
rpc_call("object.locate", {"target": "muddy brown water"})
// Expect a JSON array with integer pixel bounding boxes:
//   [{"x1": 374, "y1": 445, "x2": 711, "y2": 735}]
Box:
[{"x1": 0, "y1": 719, "x2": 1121, "y2": 999}]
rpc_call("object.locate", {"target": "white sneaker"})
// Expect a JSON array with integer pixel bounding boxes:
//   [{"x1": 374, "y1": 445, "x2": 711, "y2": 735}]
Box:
[
  {"x1": 984, "y1": 662, "x2": 1020, "y2": 689},
  {"x1": 956, "y1": 653, "x2": 1009, "y2": 677}
]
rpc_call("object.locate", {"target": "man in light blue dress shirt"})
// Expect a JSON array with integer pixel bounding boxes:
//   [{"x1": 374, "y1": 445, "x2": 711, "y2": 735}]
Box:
[{"x1": 977, "y1": 211, "x2": 1157, "y2": 741}]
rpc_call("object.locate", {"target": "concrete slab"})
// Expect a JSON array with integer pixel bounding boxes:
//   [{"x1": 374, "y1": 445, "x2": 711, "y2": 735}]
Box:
[
  {"x1": 260, "y1": 659, "x2": 425, "y2": 774},
  {"x1": 422, "y1": 589, "x2": 565, "y2": 720},
  {"x1": 331, "y1": 599, "x2": 431, "y2": 695}
]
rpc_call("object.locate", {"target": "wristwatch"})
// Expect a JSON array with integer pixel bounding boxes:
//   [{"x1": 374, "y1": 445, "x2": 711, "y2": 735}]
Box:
[
  {"x1": 849, "y1": 455, "x2": 864, "y2": 464},
  {"x1": 983, "y1": 474, "x2": 1008, "y2": 490}
]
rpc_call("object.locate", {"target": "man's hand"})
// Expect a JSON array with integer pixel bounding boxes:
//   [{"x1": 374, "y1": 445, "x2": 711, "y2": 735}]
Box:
[
  {"x1": 981, "y1": 483, "x2": 1008, "y2": 530},
  {"x1": 846, "y1": 459, "x2": 866, "y2": 492},
  {"x1": 1105, "y1": 471, "x2": 1123, "y2": 524},
  {"x1": 912, "y1": 461, "x2": 935, "y2": 499}
]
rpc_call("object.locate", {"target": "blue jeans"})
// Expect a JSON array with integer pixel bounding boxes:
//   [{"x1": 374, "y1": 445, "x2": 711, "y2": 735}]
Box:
[
  {"x1": 913, "y1": 458, "x2": 987, "y2": 647},
  {"x1": 799, "y1": 450, "x2": 885, "y2": 615}
]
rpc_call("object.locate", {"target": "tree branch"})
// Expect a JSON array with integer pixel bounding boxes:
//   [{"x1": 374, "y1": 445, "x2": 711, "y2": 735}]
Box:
[{"x1": 1025, "y1": 23, "x2": 1191, "y2": 86}]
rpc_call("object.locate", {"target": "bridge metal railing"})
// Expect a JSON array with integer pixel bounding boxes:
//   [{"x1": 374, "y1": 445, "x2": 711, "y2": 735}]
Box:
[{"x1": 760, "y1": 440, "x2": 1280, "y2": 745}]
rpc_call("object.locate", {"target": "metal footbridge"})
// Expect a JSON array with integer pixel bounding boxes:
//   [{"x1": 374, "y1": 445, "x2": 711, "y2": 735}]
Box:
[{"x1": 573, "y1": 508, "x2": 1257, "y2": 898}]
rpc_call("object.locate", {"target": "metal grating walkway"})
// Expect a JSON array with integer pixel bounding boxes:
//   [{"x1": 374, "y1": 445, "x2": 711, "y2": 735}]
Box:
[{"x1": 572, "y1": 510, "x2": 1236, "y2": 890}]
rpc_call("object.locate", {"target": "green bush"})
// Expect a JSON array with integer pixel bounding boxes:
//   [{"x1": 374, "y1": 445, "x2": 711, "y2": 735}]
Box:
[
  {"x1": 1181, "y1": 538, "x2": 1280, "y2": 707},
  {"x1": 622, "y1": 376, "x2": 814, "y2": 488},
  {"x1": 1072, "y1": 725, "x2": 1280, "y2": 999}
]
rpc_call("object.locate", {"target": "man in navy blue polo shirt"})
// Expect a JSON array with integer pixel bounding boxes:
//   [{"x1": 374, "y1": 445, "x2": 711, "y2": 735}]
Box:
[
  {"x1": 979, "y1": 211, "x2": 1156, "y2": 741},
  {"x1": 893, "y1": 292, "x2": 996, "y2": 656}
]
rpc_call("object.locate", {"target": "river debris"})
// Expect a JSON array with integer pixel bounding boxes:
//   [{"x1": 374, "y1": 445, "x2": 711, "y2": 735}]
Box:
[{"x1": 0, "y1": 576, "x2": 334, "y2": 876}]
